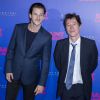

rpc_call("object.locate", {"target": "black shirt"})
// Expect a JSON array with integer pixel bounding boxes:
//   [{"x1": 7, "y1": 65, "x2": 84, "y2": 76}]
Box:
[{"x1": 26, "y1": 29, "x2": 37, "y2": 52}]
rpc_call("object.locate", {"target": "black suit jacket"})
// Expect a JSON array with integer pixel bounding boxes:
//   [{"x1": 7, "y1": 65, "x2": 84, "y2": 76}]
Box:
[
  {"x1": 5, "y1": 23, "x2": 52, "y2": 86},
  {"x1": 54, "y1": 37, "x2": 98, "y2": 100}
]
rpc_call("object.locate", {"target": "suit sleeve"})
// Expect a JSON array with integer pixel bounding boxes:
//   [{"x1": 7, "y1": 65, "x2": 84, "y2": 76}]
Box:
[
  {"x1": 54, "y1": 40, "x2": 61, "y2": 71},
  {"x1": 39, "y1": 36, "x2": 52, "y2": 86},
  {"x1": 89, "y1": 40, "x2": 98, "y2": 73},
  {"x1": 5, "y1": 25, "x2": 17, "y2": 73}
]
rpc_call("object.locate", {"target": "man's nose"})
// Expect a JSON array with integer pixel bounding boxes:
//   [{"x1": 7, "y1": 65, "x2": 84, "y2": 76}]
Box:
[
  {"x1": 37, "y1": 16, "x2": 40, "y2": 19},
  {"x1": 70, "y1": 25, "x2": 74, "y2": 29}
]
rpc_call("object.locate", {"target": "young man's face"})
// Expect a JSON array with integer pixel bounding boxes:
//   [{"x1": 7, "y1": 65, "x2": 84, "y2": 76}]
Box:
[
  {"x1": 29, "y1": 7, "x2": 45, "y2": 26},
  {"x1": 65, "y1": 17, "x2": 80, "y2": 38}
]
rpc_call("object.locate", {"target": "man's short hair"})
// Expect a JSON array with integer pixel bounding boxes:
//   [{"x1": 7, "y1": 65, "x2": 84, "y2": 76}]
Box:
[
  {"x1": 29, "y1": 3, "x2": 46, "y2": 14},
  {"x1": 63, "y1": 13, "x2": 82, "y2": 29}
]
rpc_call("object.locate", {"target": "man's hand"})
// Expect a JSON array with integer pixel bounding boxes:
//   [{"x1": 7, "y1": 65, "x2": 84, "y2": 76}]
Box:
[
  {"x1": 34, "y1": 85, "x2": 45, "y2": 95},
  {"x1": 6, "y1": 73, "x2": 14, "y2": 82}
]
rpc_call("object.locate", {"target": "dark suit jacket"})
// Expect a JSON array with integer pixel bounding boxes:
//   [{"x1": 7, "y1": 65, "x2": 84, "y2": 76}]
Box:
[
  {"x1": 54, "y1": 37, "x2": 98, "y2": 100},
  {"x1": 5, "y1": 23, "x2": 52, "y2": 86}
]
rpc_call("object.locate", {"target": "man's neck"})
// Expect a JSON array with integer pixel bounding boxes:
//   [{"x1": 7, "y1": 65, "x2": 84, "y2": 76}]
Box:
[
  {"x1": 28, "y1": 23, "x2": 41, "y2": 33},
  {"x1": 69, "y1": 35, "x2": 80, "y2": 43}
]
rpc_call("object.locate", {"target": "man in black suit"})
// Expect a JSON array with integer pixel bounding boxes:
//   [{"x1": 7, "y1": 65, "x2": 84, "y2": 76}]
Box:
[
  {"x1": 5, "y1": 3, "x2": 52, "y2": 100},
  {"x1": 54, "y1": 13, "x2": 98, "y2": 100}
]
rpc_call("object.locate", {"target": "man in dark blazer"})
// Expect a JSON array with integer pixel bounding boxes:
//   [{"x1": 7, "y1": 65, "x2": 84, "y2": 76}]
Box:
[
  {"x1": 5, "y1": 3, "x2": 52, "y2": 100},
  {"x1": 54, "y1": 13, "x2": 98, "y2": 100}
]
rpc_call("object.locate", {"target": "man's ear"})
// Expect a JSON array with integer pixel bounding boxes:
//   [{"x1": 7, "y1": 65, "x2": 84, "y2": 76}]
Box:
[{"x1": 29, "y1": 14, "x2": 32, "y2": 19}]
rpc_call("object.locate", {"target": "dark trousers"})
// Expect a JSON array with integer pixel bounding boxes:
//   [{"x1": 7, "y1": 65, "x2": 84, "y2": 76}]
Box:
[
  {"x1": 61, "y1": 84, "x2": 85, "y2": 100},
  {"x1": 5, "y1": 80, "x2": 36, "y2": 100}
]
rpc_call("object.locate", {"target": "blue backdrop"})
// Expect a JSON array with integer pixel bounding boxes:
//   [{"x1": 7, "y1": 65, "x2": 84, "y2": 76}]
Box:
[{"x1": 0, "y1": 0, "x2": 100, "y2": 100}]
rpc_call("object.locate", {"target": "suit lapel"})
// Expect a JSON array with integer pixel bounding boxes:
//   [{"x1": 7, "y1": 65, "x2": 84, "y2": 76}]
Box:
[
  {"x1": 20, "y1": 24, "x2": 28, "y2": 55},
  {"x1": 63, "y1": 39, "x2": 69, "y2": 70},
  {"x1": 80, "y1": 37, "x2": 86, "y2": 73},
  {"x1": 26, "y1": 27, "x2": 44, "y2": 56}
]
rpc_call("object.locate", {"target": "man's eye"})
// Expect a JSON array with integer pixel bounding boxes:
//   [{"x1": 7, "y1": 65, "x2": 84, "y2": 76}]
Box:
[{"x1": 40, "y1": 14, "x2": 44, "y2": 16}]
